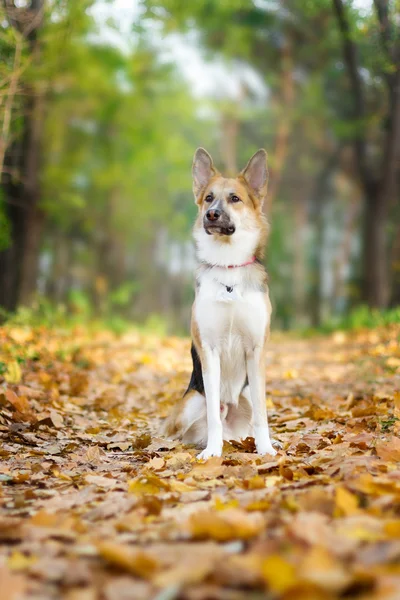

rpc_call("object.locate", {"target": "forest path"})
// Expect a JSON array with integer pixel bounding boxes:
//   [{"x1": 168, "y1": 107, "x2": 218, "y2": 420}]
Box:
[{"x1": 0, "y1": 325, "x2": 400, "y2": 600}]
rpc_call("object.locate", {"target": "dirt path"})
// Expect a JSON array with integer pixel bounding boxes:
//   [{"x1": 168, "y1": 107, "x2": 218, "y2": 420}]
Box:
[{"x1": 0, "y1": 325, "x2": 400, "y2": 600}]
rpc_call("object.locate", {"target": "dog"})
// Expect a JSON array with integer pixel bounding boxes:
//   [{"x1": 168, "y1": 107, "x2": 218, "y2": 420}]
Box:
[{"x1": 163, "y1": 148, "x2": 277, "y2": 459}]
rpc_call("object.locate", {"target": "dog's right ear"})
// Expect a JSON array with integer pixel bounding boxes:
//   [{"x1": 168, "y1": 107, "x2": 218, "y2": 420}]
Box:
[{"x1": 192, "y1": 148, "x2": 218, "y2": 203}]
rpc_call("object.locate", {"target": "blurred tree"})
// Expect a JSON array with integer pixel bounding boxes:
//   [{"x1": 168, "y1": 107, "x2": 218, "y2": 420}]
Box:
[
  {"x1": 0, "y1": 0, "x2": 209, "y2": 328},
  {"x1": 141, "y1": 0, "x2": 400, "y2": 322},
  {"x1": 0, "y1": 0, "x2": 44, "y2": 311},
  {"x1": 332, "y1": 0, "x2": 400, "y2": 308}
]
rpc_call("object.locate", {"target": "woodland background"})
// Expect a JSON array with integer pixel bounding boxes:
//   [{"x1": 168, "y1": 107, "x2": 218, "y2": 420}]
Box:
[{"x1": 0, "y1": 0, "x2": 399, "y2": 333}]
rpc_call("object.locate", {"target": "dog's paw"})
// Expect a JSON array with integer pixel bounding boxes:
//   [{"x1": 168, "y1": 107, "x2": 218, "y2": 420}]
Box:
[
  {"x1": 256, "y1": 441, "x2": 277, "y2": 456},
  {"x1": 197, "y1": 445, "x2": 222, "y2": 460},
  {"x1": 254, "y1": 426, "x2": 277, "y2": 456}
]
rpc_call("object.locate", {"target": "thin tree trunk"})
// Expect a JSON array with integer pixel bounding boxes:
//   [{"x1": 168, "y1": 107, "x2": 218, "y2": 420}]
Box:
[
  {"x1": 390, "y1": 220, "x2": 400, "y2": 306},
  {"x1": 265, "y1": 39, "x2": 294, "y2": 215},
  {"x1": 292, "y1": 188, "x2": 309, "y2": 322},
  {"x1": 0, "y1": 33, "x2": 23, "y2": 175},
  {"x1": 309, "y1": 147, "x2": 342, "y2": 327},
  {"x1": 220, "y1": 110, "x2": 239, "y2": 176},
  {"x1": 332, "y1": 190, "x2": 360, "y2": 309}
]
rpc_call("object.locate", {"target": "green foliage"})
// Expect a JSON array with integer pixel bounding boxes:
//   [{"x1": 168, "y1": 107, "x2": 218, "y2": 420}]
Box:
[
  {"x1": 380, "y1": 416, "x2": 400, "y2": 433},
  {"x1": 302, "y1": 306, "x2": 400, "y2": 336}
]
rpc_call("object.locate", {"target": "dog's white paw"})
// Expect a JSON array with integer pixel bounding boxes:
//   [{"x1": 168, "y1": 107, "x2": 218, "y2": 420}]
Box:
[
  {"x1": 256, "y1": 441, "x2": 277, "y2": 456},
  {"x1": 197, "y1": 445, "x2": 222, "y2": 460},
  {"x1": 255, "y1": 426, "x2": 277, "y2": 456}
]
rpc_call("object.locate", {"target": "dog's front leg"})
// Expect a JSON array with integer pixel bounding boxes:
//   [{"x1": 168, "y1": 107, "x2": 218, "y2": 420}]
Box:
[
  {"x1": 197, "y1": 344, "x2": 222, "y2": 459},
  {"x1": 246, "y1": 347, "x2": 276, "y2": 456}
]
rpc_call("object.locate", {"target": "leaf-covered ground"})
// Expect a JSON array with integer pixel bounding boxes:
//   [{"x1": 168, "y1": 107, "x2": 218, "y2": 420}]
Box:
[{"x1": 1, "y1": 324, "x2": 400, "y2": 600}]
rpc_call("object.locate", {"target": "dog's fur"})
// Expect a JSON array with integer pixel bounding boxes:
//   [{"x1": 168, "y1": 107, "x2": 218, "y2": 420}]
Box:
[{"x1": 163, "y1": 148, "x2": 277, "y2": 459}]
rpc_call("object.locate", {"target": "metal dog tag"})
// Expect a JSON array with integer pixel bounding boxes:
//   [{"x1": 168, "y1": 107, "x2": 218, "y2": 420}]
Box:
[{"x1": 216, "y1": 286, "x2": 242, "y2": 303}]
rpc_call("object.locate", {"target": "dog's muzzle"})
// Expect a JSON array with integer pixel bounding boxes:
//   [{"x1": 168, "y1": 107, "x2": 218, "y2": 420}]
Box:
[{"x1": 204, "y1": 210, "x2": 235, "y2": 236}]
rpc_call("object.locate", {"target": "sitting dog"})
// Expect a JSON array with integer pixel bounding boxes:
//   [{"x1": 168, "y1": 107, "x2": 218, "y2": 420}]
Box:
[{"x1": 163, "y1": 148, "x2": 277, "y2": 459}]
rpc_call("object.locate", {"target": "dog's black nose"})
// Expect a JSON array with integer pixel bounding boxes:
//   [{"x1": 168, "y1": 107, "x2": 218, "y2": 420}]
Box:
[{"x1": 206, "y1": 209, "x2": 221, "y2": 221}]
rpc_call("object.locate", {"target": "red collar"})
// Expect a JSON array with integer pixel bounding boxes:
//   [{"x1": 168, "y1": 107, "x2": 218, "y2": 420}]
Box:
[{"x1": 227, "y1": 256, "x2": 256, "y2": 269}]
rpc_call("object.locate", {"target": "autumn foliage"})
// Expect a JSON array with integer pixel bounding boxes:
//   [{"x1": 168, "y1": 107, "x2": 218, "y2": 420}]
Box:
[{"x1": 1, "y1": 324, "x2": 400, "y2": 599}]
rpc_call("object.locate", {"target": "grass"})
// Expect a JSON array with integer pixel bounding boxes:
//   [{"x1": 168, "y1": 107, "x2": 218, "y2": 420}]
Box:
[{"x1": 301, "y1": 305, "x2": 400, "y2": 337}]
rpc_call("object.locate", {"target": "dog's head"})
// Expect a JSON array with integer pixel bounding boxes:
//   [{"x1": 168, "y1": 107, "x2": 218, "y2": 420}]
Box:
[{"x1": 192, "y1": 148, "x2": 268, "y2": 265}]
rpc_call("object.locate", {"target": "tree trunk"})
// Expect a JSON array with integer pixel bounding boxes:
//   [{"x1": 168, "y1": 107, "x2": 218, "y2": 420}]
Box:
[
  {"x1": 332, "y1": 189, "x2": 360, "y2": 310},
  {"x1": 292, "y1": 189, "x2": 309, "y2": 323},
  {"x1": 220, "y1": 111, "x2": 239, "y2": 176},
  {"x1": 363, "y1": 185, "x2": 390, "y2": 308},
  {"x1": 265, "y1": 38, "x2": 294, "y2": 215},
  {"x1": 17, "y1": 82, "x2": 45, "y2": 306},
  {"x1": 0, "y1": 196, "x2": 25, "y2": 312},
  {"x1": 0, "y1": 0, "x2": 45, "y2": 311},
  {"x1": 389, "y1": 220, "x2": 400, "y2": 306},
  {"x1": 309, "y1": 147, "x2": 342, "y2": 327}
]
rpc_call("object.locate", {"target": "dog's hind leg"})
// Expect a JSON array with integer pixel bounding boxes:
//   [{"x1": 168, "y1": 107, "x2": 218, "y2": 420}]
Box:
[
  {"x1": 180, "y1": 391, "x2": 208, "y2": 447},
  {"x1": 223, "y1": 392, "x2": 253, "y2": 442},
  {"x1": 237, "y1": 385, "x2": 282, "y2": 449}
]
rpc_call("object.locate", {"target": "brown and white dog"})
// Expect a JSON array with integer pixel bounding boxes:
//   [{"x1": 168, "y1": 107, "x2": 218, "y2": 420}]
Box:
[{"x1": 163, "y1": 148, "x2": 277, "y2": 459}]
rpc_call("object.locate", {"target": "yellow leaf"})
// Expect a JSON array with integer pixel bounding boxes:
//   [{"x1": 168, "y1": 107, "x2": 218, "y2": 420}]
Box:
[
  {"x1": 265, "y1": 475, "x2": 281, "y2": 488},
  {"x1": 29, "y1": 511, "x2": 60, "y2": 528},
  {"x1": 169, "y1": 480, "x2": 197, "y2": 493},
  {"x1": 97, "y1": 542, "x2": 157, "y2": 578},
  {"x1": 266, "y1": 396, "x2": 274, "y2": 409},
  {"x1": 147, "y1": 457, "x2": 165, "y2": 470},
  {"x1": 4, "y1": 361, "x2": 22, "y2": 384},
  {"x1": 7, "y1": 551, "x2": 37, "y2": 571},
  {"x1": 343, "y1": 526, "x2": 381, "y2": 542},
  {"x1": 8, "y1": 328, "x2": 33, "y2": 344},
  {"x1": 386, "y1": 357, "x2": 400, "y2": 369},
  {"x1": 262, "y1": 555, "x2": 297, "y2": 593},
  {"x1": 245, "y1": 499, "x2": 270, "y2": 512},
  {"x1": 189, "y1": 508, "x2": 263, "y2": 541},
  {"x1": 284, "y1": 369, "x2": 298, "y2": 379},
  {"x1": 384, "y1": 520, "x2": 400, "y2": 539},
  {"x1": 128, "y1": 474, "x2": 170, "y2": 495},
  {"x1": 299, "y1": 546, "x2": 351, "y2": 592},
  {"x1": 214, "y1": 497, "x2": 239, "y2": 510},
  {"x1": 140, "y1": 354, "x2": 154, "y2": 365},
  {"x1": 335, "y1": 486, "x2": 359, "y2": 516},
  {"x1": 245, "y1": 475, "x2": 265, "y2": 490}
]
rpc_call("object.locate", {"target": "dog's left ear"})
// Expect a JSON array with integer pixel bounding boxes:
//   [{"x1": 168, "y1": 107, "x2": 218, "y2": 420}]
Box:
[
  {"x1": 192, "y1": 148, "x2": 218, "y2": 203},
  {"x1": 240, "y1": 149, "x2": 268, "y2": 207}
]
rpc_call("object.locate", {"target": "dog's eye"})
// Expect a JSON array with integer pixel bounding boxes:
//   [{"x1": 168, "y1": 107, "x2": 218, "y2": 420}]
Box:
[
  {"x1": 205, "y1": 194, "x2": 213, "y2": 203},
  {"x1": 231, "y1": 195, "x2": 240, "y2": 203}
]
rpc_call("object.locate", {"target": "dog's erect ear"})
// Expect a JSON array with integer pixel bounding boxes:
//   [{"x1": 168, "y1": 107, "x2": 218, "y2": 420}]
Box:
[
  {"x1": 240, "y1": 149, "x2": 268, "y2": 207},
  {"x1": 192, "y1": 148, "x2": 218, "y2": 202}
]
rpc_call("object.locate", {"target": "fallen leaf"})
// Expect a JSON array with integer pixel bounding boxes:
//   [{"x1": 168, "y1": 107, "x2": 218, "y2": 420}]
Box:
[
  {"x1": 97, "y1": 542, "x2": 158, "y2": 578},
  {"x1": 4, "y1": 361, "x2": 22, "y2": 384},
  {"x1": 189, "y1": 509, "x2": 263, "y2": 541},
  {"x1": 262, "y1": 554, "x2": 297, "y2": 593},
  {"x1": 376, "y1": 437, "x2": 400, "y2": 462}
]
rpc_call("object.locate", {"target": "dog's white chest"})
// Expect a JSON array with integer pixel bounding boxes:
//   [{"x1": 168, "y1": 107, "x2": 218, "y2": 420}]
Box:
[{"x1": 195, "y1": 271, "x2": 268, "y2": 349}]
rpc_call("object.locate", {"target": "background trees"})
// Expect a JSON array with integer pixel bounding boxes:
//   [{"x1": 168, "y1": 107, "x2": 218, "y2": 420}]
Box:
[{"x1": 0, "y1": 0, "x2": 399, "y2": 331}]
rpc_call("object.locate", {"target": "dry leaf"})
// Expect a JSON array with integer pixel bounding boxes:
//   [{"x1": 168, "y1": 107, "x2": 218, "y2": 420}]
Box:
[
  {"x1": 189, "y1": 509, "x2": 263, "y2": 541},
  {"x1": 97, "y1": 542, "x2": 158, "y2": 578}
]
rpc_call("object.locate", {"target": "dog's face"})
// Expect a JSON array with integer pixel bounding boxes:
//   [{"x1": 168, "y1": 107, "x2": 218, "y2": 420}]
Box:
[{"x1": 192, "y1": 148, "x2": 269, "y2": 264}]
